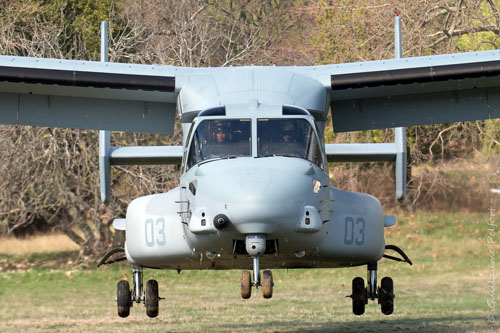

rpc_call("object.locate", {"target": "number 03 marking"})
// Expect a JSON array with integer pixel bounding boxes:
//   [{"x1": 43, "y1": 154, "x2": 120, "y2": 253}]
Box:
[
  {"x1": 145, "y1": 218, "x2": 166, "y2": 247},
  {"x1": 344, "y1": 216, "x2": 365, "y2": 245}
]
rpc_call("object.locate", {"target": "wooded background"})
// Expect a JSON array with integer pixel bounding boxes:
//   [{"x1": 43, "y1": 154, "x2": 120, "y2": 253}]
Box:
[{"x1": 0, "y1": 0, "x2": 499, "y2": 256}]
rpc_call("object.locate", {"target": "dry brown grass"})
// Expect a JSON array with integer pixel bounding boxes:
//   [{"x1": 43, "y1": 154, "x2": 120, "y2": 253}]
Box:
[
  {"x1": 0, "y1": 233, "x2": 79, "y2": 255},
  {"x1": 408, "y1": 155, "x2": 497, "y2": 211}
]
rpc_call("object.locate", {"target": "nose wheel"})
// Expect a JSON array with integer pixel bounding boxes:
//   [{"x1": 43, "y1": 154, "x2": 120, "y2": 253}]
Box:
[
  {"x1": 240, "y1": 234, "x2": 274, "y2": 299},
  {"x1": 240, "y1": 270, "x2": 252, "y2": 299},
  {"x1": 240, "y1": 269, "x2": 274, "y2": 299},
  {"x1": 262, "y1": 270, "x2": 274, "y2": 299}
]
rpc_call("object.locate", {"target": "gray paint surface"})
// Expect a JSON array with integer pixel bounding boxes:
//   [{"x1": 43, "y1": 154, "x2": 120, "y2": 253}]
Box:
[
  {"x1": 1, "y1": 50, "x2": 500, "y2": 133},
  {"x1": 0, "y1": 91, "x2": 176, "y2": 134}
]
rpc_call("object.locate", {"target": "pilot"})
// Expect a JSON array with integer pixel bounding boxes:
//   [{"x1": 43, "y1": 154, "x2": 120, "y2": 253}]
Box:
[
  {"x1": 280, "y1": 123, "x2": 294, "y2": 143},
  {"x1": 203, "y1": 122, "x2": 231, "y2": 158},
  {"x1": 261, "y1": 122, "x2": 298, "y2": 156},
  {"x1": 277, "y1": 122, "x2": 305, "y2": 157},
  {"x1": 214, "y1": 126, "x2": 227, "y2": 144}
]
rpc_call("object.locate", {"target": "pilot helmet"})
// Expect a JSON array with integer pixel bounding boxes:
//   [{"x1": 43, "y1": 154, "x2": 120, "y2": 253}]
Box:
[
  {"x1": 213, "y1": 121, "x2": 226, "y2": 133},
  {"x1": 281, "y1": 122, "x2": 295, "y2": 136}
]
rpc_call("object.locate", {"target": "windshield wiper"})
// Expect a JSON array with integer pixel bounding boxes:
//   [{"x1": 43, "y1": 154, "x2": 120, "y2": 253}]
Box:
[
  {"x1": 256, "y1": 154, "x2": 297, "y2": 158},
  {"x1": 198, "y1": 155, "x2": 238, "y2": 166}
]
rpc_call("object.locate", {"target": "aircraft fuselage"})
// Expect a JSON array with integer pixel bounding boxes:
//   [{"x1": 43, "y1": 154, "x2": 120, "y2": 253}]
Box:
[{"x1": 124, "y1": 109, "x2": 386, "y2": 270}]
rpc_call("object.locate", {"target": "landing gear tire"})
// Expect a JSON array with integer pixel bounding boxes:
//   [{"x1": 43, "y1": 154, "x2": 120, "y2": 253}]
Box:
[
  {"x1": 117, "y1": 280, "x2": 131, "y2": 318},
  {"x1": 145, "y1": 279, "x2": 159, "y2": 318},
  {"x1": 262, "y1": 270, "x2": 273, "y2": 299},
  {"x1": 240, "y1": 270, "x2": 252, "y2": 299},
  {"x1": 379, "y1": 277, "x2": 394, "y2": 315},
  {"x1": 352, "y1": 277, "x2": 367, "y2": 316}
]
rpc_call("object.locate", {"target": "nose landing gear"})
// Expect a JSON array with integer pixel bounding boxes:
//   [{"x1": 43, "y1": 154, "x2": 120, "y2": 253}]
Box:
[
  {"x1": 240, "y1": 234, "x2": 274, "y2": 299},
  {"x1": 240, "y1": 269, "x2": 274, "y2": 299}
]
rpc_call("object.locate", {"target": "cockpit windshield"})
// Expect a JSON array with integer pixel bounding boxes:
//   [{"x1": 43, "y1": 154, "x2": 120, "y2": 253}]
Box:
[
  {"x1": 187, "y1": 119, "x2": 251, "y2": 169},
  {"x1": 257, "y1": 118, "x2": 323, "y2": 168}
]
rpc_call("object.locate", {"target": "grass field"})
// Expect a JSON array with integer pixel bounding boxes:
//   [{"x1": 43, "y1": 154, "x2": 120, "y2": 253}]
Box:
[{"x1": 0, "y1": 212, "x2": 498, "y2": 332}]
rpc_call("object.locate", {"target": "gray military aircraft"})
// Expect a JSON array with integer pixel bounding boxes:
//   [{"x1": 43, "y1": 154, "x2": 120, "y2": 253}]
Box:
[{"x1": 1, "y1": 17, "x2": 499, "y2": 318}]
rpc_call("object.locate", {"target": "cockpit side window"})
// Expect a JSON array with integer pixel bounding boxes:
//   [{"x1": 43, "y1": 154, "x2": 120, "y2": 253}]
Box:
[
  {"x1": 182, "y1": 122, "x2": 196, "y2": 174},
  {"x1": 257, "y1": 118, "x2": 324, "y2": 169},
  {"x1": 186, "y1": 119, "x2": 251, "y2": 169}
]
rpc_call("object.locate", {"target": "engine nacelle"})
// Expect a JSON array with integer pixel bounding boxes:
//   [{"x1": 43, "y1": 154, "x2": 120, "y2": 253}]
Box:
[
  {"x1": 317, "y1": 186, "x2": 385, "y2": 266},
  {"x1": 124, "y1": 187, "x2": 195, "y2": 268}
]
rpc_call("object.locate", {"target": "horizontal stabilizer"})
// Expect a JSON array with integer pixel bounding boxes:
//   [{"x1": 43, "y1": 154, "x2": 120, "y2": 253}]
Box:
[
  {"x1": 325, "y1": 126, "x2": 407, "y2": 201},
  {"x1": 99, "y1": 128, "x2": 183, "y2": 203},
  {"x1": 325, "y1": 143, "x2": 396, "y2": 162},
  {"x1": 109, "y1": 146, "x2": 183, "y2": 165}
]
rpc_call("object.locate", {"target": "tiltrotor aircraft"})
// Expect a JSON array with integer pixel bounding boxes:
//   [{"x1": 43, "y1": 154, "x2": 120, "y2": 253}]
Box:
[{"x1": 1, "y1": 17, "x2": 500, "y2": 318}]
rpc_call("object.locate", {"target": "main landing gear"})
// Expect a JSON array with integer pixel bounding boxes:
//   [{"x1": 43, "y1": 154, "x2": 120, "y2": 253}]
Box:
[
  {"x1": 350, "y1": 261, "x2": 394, "y2": 315},
  {"x1": 116, "y1": 264, "x2": 161, "y2": 318},
  {"x1": 240, "y1": 234, "x2": 274, "y2": 299},
  {"x1": 349, "y1": 245, "x2": 412, "y2": 315}
]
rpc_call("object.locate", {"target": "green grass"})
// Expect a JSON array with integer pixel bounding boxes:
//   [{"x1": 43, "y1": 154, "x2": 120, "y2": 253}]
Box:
[{"x1": 0, "y1": 212, "x2": 498, "y2": 332}]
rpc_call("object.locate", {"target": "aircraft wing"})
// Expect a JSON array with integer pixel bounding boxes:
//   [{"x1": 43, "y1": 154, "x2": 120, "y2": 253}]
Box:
[
  {"x1": 0, "y1": 55, "x2": 192, "y2": 134},
  {"x1": 2, "y1": 50, "x2": 500, "y2": 135},
  {"x1": 290, "y1": 49, "x2": 500, "y2": 132}
]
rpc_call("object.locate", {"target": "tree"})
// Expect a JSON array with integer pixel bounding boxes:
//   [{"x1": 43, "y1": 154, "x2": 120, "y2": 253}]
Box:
[
  {"x1": 0, "y1": 0, "x2": 301, "y2": 257},
  {"x1": 312, "y1": 0, "x2": 499, "y2": 208},
  {"x1": 0, "y1": 0, "x2": 144, "y2": 256}
]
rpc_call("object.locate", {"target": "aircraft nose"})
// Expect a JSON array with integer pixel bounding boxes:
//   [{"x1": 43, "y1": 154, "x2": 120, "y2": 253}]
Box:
[{"x1": 194, "y1": 158, "x2": 318, "y2": 234}]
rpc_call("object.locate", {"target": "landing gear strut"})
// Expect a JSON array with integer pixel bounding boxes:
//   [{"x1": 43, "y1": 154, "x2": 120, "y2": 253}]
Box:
[
  {"x1": 116, "y1": 264, "x2": 161, "y2": 318},
  {"x1": 240, "y1": 234, "x2": 274, "y2": 299}
]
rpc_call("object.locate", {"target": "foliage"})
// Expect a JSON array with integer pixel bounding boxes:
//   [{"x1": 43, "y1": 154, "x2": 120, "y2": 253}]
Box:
[
  {"x1": 314, "y1": 0, "x2": 500, "y2": 206},
  {"x1": 42, "y1": 0, "x2": 124, "y2": 59},
  {"x1": 122, "y1": 0, "x2": 297, "y2": 66}
]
